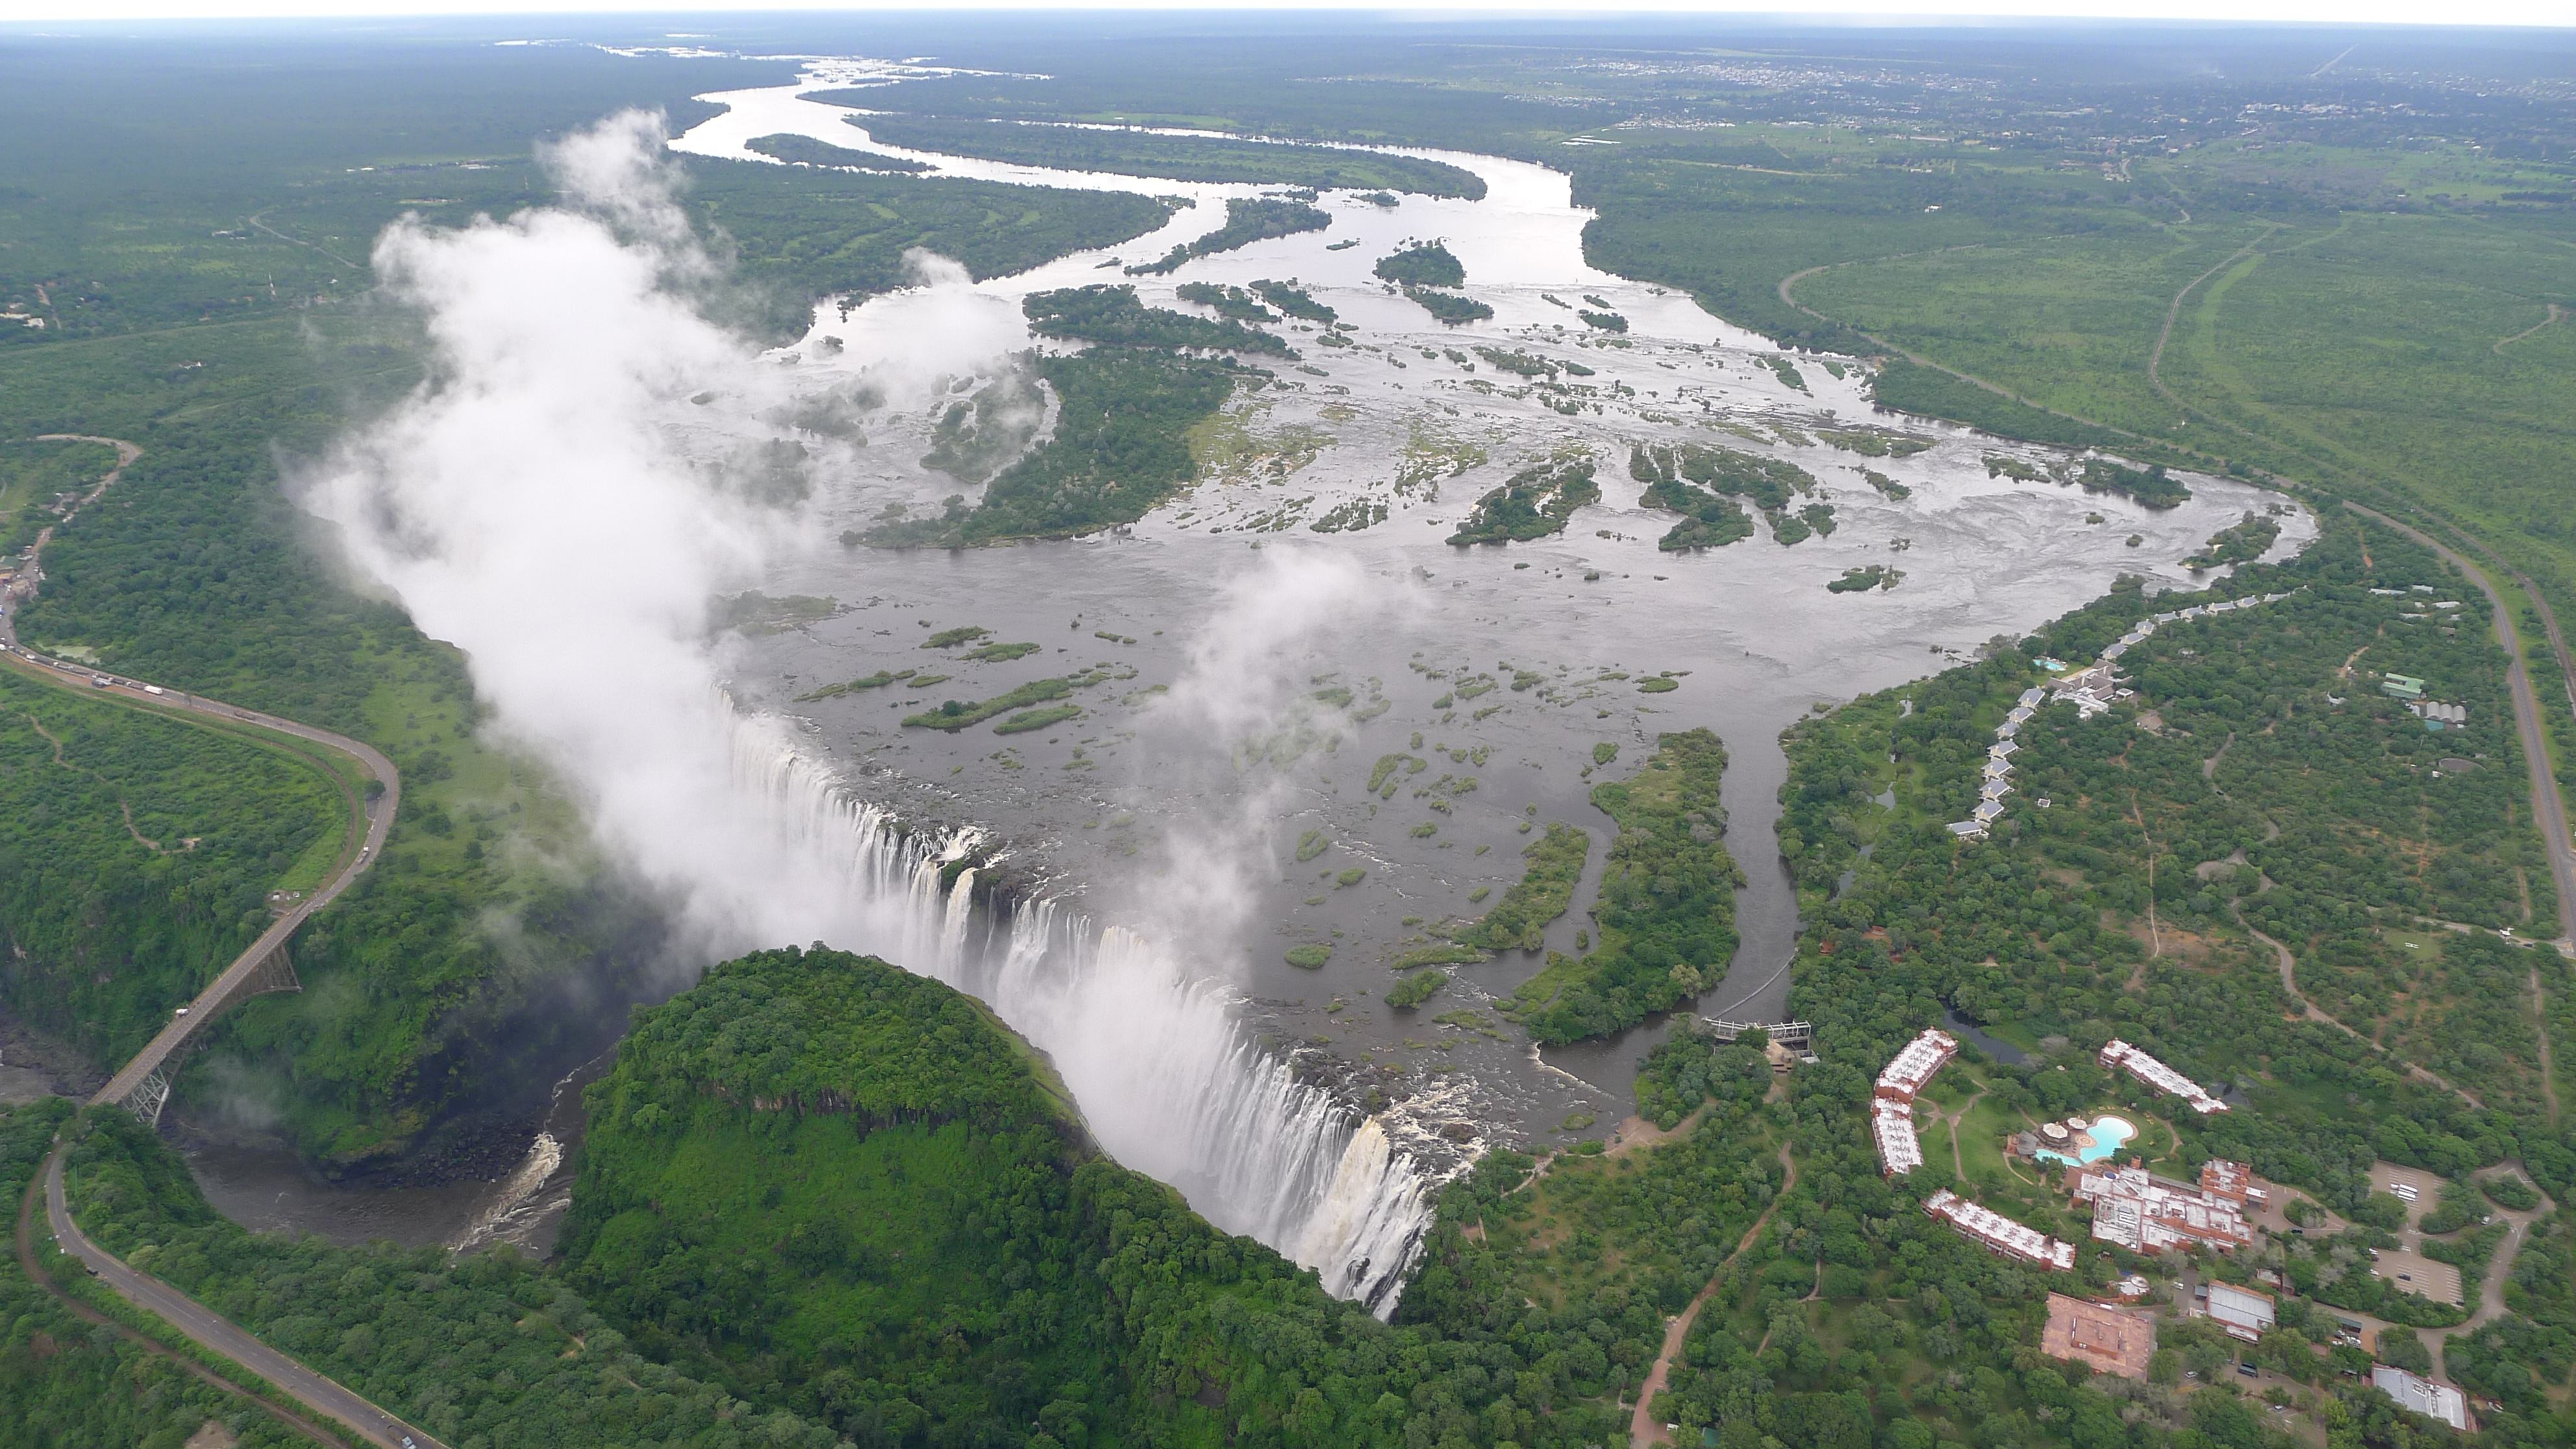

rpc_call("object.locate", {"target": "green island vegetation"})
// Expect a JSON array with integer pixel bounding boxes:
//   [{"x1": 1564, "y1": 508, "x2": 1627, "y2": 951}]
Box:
[
  {"x1": 710, "y1": 591, "x2": 837, "y2": 636},
  {"x1": 1507, "y1": 728, "x2": 1742, "y2": 1043},
  {"x1": 1175, "y1": 279, "x2": 1280, "y2": 323},
  {"x1": 967, "y1": 639, "x2": 1043, "y2": 662},
  {"x1": 1385, "y1": 967, "x2": 1447, "y2": 1008},
  {"x1": 1021, "y1": 283, "x2": 1293, "y2": 355},
  {"x1": 1472, "y1": 345, "x2": 1559, "y2": 378},
  {"x1": 1374, "y1": 242, "x2": 1467, "y2": 288},
  {"x1": 1863, "y1": 467, "x2": 1910, "y2": 499},
  {"x1": 1818, "y1": 428, "x2": 1931, "y2": 460},
  {"x1": 823, "y1": 110, "x2": 1488, "y2": 197},
  {"x1": 1251, "y1": 278, "x2": 1338, "y2": 323},
  {"x1": 1577, "y1": 309, "x2": 1628, "y2": 332},
  {"x1": 1404, "y1": 287, "x2": 1495, "y2": 325},
  {"x1": 921, "y1": 378, "x2": 1045, "y2": 485},
  {"x1": 1452, "y1": 821, "x2": 1592, "y2": 951},
  {"x1": 0, "y1": 669, "x2": 346, "y2": 1069},
  {"x1": 1295, "y1": 827, "x2": 1331, "y2": 861},
  {"x1": 1638, "y1": 675, "x2": 1679, "y2": 694},
  {"x1": 741, "y1": 132, "x2": 932, "y2": 173},
  {"x1": 1827, "y1": 564, "x2": 1903, "y2": 593},
  {"x1": 922, "y1": 625, "x2": 991, "y2": 649},
  {"x1": 796, "y1": 668, "x2": 915, "y2": 700},
  {"x1": 993, "y1": 703, "x2": 1082, "y2": 735},
  {"x1": 868, "y1": 349, "x2": 1248, "y2": 545},
  {"x1": 1127, "y1": 196, "x2": 1330, "y2": 274},
  {"x1": 904, "y1": 674, "x2": 1095, "y2": 731},
  {"x1": 1309, "y1": 497, "x2": 1387, "y2": 532},
  {"x1": 2077, "y1": 456, "x2": 2193, "y2": 510},
  {"x1": 1630, "y1": 443, "x2": 1753, "y2": 551},
  {"x1": 1286, "y1": 942, "x2": 1334, "y2": 969},
  {"x1": 1629, "y1": 441, "x2": 1822, "y2": 547},
  {"x1": 1446, "y1": 452, "x2": 1601, "y2": 546},
  {"x1": 2186, "y1": 509, "x2": 2288, "y2": 570}
]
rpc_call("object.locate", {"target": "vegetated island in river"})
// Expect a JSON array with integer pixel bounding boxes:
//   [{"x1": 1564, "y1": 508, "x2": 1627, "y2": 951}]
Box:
[
  {"x1": 811, "y1": 108, "x2": 1491, "y2": 198},
  {"x1": 743, "y1": 132, "x2": 932, "y2": 173},
  {"x1": 1128, "y1": 197, "x2": 1330, "y2": 275}
]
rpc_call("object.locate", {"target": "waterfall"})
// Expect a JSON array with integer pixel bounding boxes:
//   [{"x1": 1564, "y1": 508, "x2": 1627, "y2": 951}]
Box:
[{"x1": 726, "y1": 721, "x2": 1435, "y2": 1313}]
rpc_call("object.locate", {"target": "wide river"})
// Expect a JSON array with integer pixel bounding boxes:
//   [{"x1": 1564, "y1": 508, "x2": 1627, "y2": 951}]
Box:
[{"x1": 182, "y1": 55, "x2": 2310, "y2": 1296}]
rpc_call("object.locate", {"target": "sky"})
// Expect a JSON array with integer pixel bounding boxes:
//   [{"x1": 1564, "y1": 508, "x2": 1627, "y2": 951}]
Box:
[{"x1": 0, "y1": 0, "x2": 2570, "y2": 30}]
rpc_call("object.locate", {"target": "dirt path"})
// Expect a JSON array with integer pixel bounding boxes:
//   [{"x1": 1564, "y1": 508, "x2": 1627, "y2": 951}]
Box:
[
  {"x1": 2494, "y1": 303, "x2": 2564, "y2": 355},
  {"x1": 2202, "y1": 731, "x2": 2235, "y2": 784},
  {"x1": 2534, "y1": 967, "x2": 2563, "y2": 1126},
  {"x1": 2146, "y1": 229, "x2": 2280, "y2": 411},
  {"x1": 1947, "y1": 1089, "x2": 1985, "y2": 1182},
  {"x1": 2447, "y1": 1167, "x2": 2552, "y2": 1383},
  {"x1": 2239, "y1": 909, "x2": 2486, "y2": 1108},
  {"x1": 20, "y1": 711, "x2": 178, "y2": 852},
  {"x1": 2128, "y1": 793, "x2": 2164, "y2": 984},
  {"x1": 1631, "y1": 1142, "x2": 1796, "y2": 1448},
  {"x1": 244, "y1": 212, "x2": 364, "y2": 272}
]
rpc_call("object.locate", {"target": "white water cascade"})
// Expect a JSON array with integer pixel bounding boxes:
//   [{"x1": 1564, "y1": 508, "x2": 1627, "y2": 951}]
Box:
[{"x1": 732, "y1": 723, "x2": 1434, "y2": 1312}]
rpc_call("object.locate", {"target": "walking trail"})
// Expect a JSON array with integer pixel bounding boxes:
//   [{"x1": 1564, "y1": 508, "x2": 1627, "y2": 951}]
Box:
[{"x1": 1630, "y1": 1141, "x2": 1797, "y2": 1448}]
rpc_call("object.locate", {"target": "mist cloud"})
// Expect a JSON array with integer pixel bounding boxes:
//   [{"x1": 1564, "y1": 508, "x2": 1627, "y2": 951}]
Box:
[{"x1": 300, "y1": 112, "x2": 1431, "y2": 1304}]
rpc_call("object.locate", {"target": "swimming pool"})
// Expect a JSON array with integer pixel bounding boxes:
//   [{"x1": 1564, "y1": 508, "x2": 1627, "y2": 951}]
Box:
[{"x1": 2033, "y1": 1113, "x2": 2137, "y2": 1167}]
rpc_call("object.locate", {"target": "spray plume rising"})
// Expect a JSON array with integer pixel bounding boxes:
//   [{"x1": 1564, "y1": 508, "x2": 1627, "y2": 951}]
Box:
[{"x1": 299, "y1": 111, "x2": 1433, "y2": 1308}]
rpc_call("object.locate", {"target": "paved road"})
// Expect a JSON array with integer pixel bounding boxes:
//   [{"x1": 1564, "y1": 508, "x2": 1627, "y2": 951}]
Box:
[
  {"x1": 0, "y1": 646, "x2": 401, "y2": 1109},
  {"x1": 13, "y1": 1149, "x2": 348, "y2": 1447},
  {"x1": 0, "y1": 438, "x2": 403, "y2": 1106},
  {"x1": 44, "y1": 1147, "x2": 441, "y2": 1449},
  {"x1": 2344, "y1": 502, "x2": 2576, "y2": 951},
  {"x1": 1, "y1": 437, "x2": 430, "y2": 1446}
]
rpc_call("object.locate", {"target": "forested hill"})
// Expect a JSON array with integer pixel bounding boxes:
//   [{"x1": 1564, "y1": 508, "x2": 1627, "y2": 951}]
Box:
[{"x1": 556, "y1": 946, "x2": 1409, "y2": 1446}]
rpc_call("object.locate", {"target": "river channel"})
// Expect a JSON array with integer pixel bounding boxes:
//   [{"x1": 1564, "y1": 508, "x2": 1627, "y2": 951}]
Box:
[{"x1": 180, "y1": 52, "x2": 2311, "y2": 1286}]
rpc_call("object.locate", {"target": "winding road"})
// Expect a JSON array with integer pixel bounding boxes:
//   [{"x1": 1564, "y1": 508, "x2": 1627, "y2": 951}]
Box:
[{"x1": 3, "y1": 438, "x2": 437, "y2": 1449}]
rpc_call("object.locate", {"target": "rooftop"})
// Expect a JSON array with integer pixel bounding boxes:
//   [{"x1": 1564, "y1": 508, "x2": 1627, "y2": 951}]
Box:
[
  {"x1": 1876, "y1": 1028, "x2": 1958, "y2": 1101},
  {"x1": 2099, "y1": 1039, "x2": 2227, "y2": 1114},
  {"x1": 2042, "y1": 1294, "x2": 2155, "y2": 1380}
]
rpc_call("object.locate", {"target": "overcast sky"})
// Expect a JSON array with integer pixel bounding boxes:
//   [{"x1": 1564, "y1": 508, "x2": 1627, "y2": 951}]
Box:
[{"x1": 1, "y1": 0, "x2": 2570, "y2": 28}]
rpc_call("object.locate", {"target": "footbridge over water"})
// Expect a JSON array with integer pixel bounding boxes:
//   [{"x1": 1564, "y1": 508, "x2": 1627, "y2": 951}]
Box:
[{"x1": 1701, "y1": 1018, "x2": 1816, "y2": 1058}]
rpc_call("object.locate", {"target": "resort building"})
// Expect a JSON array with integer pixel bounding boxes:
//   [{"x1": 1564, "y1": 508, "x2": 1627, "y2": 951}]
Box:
[
  {"x1": 2203, "y1": 1282, "x2": 2277, "y2": 1342},
  {"x1": 2098, "y1": 1039, "x2": 2229, "y2": 1114},
  {"x1": 1873, "y1": 1098, "x2": 1925, "y2": 1176},
  {"x1": 2373, "y1": 1368, "x2": 2470, "y2": 1432},
  {"x1": 2041, "y1": 1293, "x2": 2156, "y2": 1379},
  {"x1": 1876, "y1": 1028, "x2": 1958, "y2": 1102},
  {"x1": 2198, "y1": 1159, "x2": 2268, "y2": 1206},
  {"x1": 1924, "y1": 1189, "x2": 2077, "y2": 1272},
  {"x1": 2072, "y1": 1165, "x2": 2256, "y2": 1254},
  {"x1": 2409, "y1": 700, "x2": 2467, "y2": 730}
]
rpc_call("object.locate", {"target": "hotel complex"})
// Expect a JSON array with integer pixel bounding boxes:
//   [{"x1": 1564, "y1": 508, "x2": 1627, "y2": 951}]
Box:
[{"x1": 2099, "y1": 1039, "x2": 2229, "y2": 1114}]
